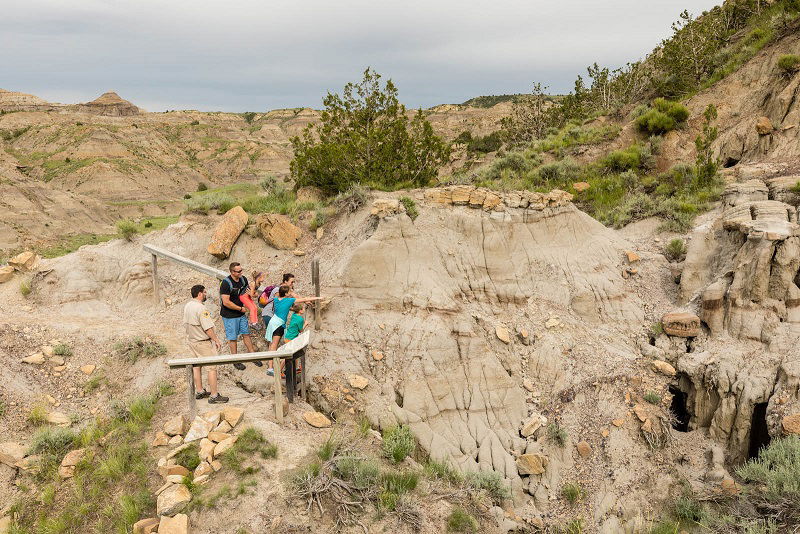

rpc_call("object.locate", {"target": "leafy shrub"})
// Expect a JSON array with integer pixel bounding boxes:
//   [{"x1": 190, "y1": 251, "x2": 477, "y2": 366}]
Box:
[
  {"x1": 644, "y1": 391, "x2": 662, "y2": 404},
  {"x1": 447, "y1": 507, "x2": 478, "y2": 532},
  {"x1": 113, "y1": 337, "x2": 167, "y2": 363},
  {"x1": 184, "y1": 192, "x2": 236, "y2": 215},
  {"x1": 649, "y1": 520, "x2": 680, "y2": 534},
  {"x1": 53, "y1": 343, "x2": 72, "y2": 357},
  {"x1": 197, "y1": 182, "x2": 208, "y2": 192},
  {"x1": 533, "y1": 157, "x2": 582, "y2": 186},
  {"x1": 144, "y1": 221, "x2": 152, "y2": 228},
  {"x1": 665, "y1": 239, "x2": 687, "y2": 261},
  {"x1": 184, "y1": 193, "x2": 192, "y2": 199},
  {"x1": 382, "y1": 425, "x2": 415, "y2": 463},
  {"x1": 29, "y1": 427, "x2": 77, "y2": 458},
  {"x1": 653, "y1": 98, "x2": 690, "y2": 122},
  {"x1": 778, "y1": 54, "x2": 800, "y2": 74},
  {"x1": 116, "y1": 220, "x2": 140, "y2": 241},
  {"x1": 467, "y1": 131, "x2": 503, "y2": 153},
  {"x1": 259, "y1": 175, "x2": 277, "y2": 191},
  {"x1": 399, "y1": 196, "x2": 419, "y2": 220},
  {"x1": 562, "y1": 482, "x2": 584, "y2": 505},
  {"x1": 425, "y1": 459, "x2": 462, "y2": 484},
  {"x1": 19, "y1": 280, "x2": 31, "y2": 297},
  {"x1": 242, "y1": 112, "x2": 257, "y2": 124},
  {"x1": 602, "y1": 145, "x2": 646, "y2": 173},
  {"x1": 736, "y1": 436, "x2": 800, "y2": 503},
  {"x1": 190, "y1": 120, "x2": 200, "y2": 126},
  {"x1": 636, "y1": 110, "x2": 677, "y2": 136}
]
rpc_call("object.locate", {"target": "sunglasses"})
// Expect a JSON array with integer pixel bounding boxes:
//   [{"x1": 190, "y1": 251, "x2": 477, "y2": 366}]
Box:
[{"x1": 232, "y1": 269, "x2": 243, "y2": 273}]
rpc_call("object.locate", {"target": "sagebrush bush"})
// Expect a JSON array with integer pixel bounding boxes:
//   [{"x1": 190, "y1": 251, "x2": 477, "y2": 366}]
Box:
[
  {"x1": 114, "y1": 337, "x2": 167, "y2": 363},
  {"x1": 778, "y1": 54, "x2": 800, "y2": 74},
  {"x1": 602, "y1": 145, "x2": 646, "y2": 173},
  {"x1": 547, "y1": 422, "x2": 568, "y2": 447},
  {"x1": 29, "y1": 426, "x2": 77, "y2": 456},
  {"x1": 736, "y1": 436, "x2": 800, "y2": 503},
  {"x1": 27, "y1": 404, "x2": 48, "y2": 426},
  {"x1": 382, "y1": 425, "x2": 415, "y2": 463},
  {"x1": 19, "y1": 280, "x2": 31, "y2": 297},
  {"x1": 197, "y1": 182, "x2": 208, "y2": 192},
  {"x1": 336, "y1": 183, "x2": 370, "y2": 213},
  {"x1": 466, "y1": 471, "x2": 510, "y2": 503},
  {"x1": 562, "y1": 482, "x2": 584, "y2": 505},
  {"x1": 644, "y1": 391, "x2": 662, "y2": 404},
  {"x1": 665, "y1": 238, "x2": 687, "y2": 261},
  {"x1": 636, "y1": 109, "x2": 677, "y2": 135},
  {"x1": 53, "y1": 343, "x2": 73, "y2": 357}
]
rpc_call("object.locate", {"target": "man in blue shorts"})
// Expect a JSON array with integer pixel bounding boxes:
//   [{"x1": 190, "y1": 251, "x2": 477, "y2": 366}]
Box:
[{"x1": 220, "y1": 262, "x2": 259, "y2": 370}]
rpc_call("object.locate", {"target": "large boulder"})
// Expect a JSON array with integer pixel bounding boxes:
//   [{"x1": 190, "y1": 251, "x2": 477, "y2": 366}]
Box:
[
  {"x1": 0, "y1": 442, "x2": 26, "y2": 467},
  {"x1": 661, "y1": 311, "x2": 700, "y2": 337},
  {"x1": 207, "y1": 206, "x2": 248, "y2": 259},
  {"x1": 756, "y1": 116, "x2": 773, "y2": 135},
  {"x1": 255, "y1": 214, "x2": 301, "y2": 250},
  {"x1": 0, "y1": 265, "x2": 14, "y2": 283},
  {"x1": 158, "y1": 514, "x2": 189, "y2": 534}
]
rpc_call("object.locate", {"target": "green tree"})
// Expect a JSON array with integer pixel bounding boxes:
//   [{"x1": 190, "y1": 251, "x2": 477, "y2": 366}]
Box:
[
  {"x1": 290, "y1": 68, "x2": 450, "y2": 194},
  {"x1": 695, "y1": 103, "x2": 719, "y2": 185}
]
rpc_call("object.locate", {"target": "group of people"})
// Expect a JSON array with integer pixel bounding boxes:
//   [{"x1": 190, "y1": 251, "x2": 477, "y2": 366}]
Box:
[{"x1": 182, "y1": 262, "x2": 321, "y2": 404}]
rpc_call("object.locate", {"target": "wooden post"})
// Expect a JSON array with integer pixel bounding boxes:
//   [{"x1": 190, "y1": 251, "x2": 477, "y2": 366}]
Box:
[
  {"x1": 300, "y1": 350, "x2": 307, "y2": 400},
  {"x1": 273, "y1": 356, "x2": 283, "y2": 423},
  {"x1": 312, "y1": 258, "x2": 321, "y2": 330},
  {"x1": 186, "y1": 365, "x2": 196, "y2": 418},
  {"x1": 151, "y1": 254, "x2": 160, "y2": 305}
]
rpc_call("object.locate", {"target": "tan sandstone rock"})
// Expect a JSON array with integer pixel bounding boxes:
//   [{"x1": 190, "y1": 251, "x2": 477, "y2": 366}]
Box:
[
  {"x1": 151, "y1": 432, "x2": 170, "y2": 447},
  {"x1": 208, "y1": 432, "x2": 231, "y2": 443},
  {"x1": 158, "y1": 464, "x2": 190, "y2": 478},
  {"x1": 0, "y1": 265, "x2": 15, "y2": 283},
  {"x1": 495, "y1": 325, "x2": 511, "y2": 344},
  {"x1": 256, "y1": 213, "x2": 301, "y2": 250},
  {"x1": 222, "y1": 407, "x2": 244, "y2": 428},
  {"x1": 79, "y1": 364, "x2": 96, "y2": 375},
  {"x1": 46, "y1": 412, "x2": 71, "y2": 426},
  {"x1": 782, "y1": 413, "x2": 800, "y2": 434},
  {"x1": 576, "y1": 441, "x2": 592, "y2": 458},
  {"x1": 0, "y1": 442, "x2": 26, "y2": 467},
  {"x1": 371, "y1": 198, "x2": 401, "y2": 217},
  {"x1": 371, "y1": 350, "x2": 384, "y2": 361},
  {"x1": 157, "y1": 513, "x2": 190, "y2": 534},
  {"x1": 303, "y1": 411, "x2": 332, "y2": 428},
  {"x1": 347, "y1": 375, "x2": 368, "y2": 390},
  {"x1": 661, "y1": 311, "x2": 700, "y2": 337},
  {"x1": 199, "y1": 438, "x2": 216, "y2": 462},
  {"x1": 652, "y1": 360, "x2": 677, "y2": 377},
  {"x1": 8, "y1": 251, "x2": 39, "y2": 271},
  {"x1": 157, "y1": 484, "x2": 192, "y2": 516},
  {"x1": 194, "y1": 461, "x2": 213, "y2": 478},
  {"x1": 756, "y1": 116, "x2": 773, "y2": 135},
  {"x1": 183, "y1": 416, "x2": 214, "y2": 442},
  {"x1": 132, "y1": 517, "x2": 160, "y2": 534},
  {"x1": 206, "y1": 206, "x2": 248, "y2": 259},
  {"x1": 22, "y1": 353, "x2": 45, "y2": 364},
  {"x1": 516, "y1": 453, "x2": 547, "y2": 475},
  {"x1": 213, "y1": 436, "x2": 238, "y2": 457},
  {"x1": 520, "y1": 414, "x2": 547, "y2": 438}
]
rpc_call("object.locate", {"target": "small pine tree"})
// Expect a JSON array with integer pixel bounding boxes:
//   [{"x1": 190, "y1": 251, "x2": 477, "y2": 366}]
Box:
[{"x1": 695, "y1": 104, "x2": 719, "y2": 185}]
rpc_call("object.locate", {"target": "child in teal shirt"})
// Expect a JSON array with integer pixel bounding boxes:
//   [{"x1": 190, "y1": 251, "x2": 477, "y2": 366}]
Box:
[{"x1": 285, "y1": 303, "x2": 305, "y2": 341}]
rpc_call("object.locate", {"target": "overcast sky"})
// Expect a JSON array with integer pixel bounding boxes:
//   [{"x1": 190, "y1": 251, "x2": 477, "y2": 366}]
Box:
[{"x1": 1, "y1": 0, "x2": 721, "y2": 112}]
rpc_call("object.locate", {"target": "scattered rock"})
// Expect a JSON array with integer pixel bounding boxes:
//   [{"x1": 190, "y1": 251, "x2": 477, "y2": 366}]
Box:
[
  {"x1": 292, "y1": 249, "x2": 306, "y2": 256},
  {"x1": 211, "y1": 460, "x2": 222, "y2": 471},
  {"x1": 158, "y1": 464, "x2": 190, "y2": 478},
  {"x1": 601, "y1": 429, "x2": 610, "y2": 438},
  {"x1": 132, "y1": 517, "x2": 160, "y2": 534},
  {"x1": 516, "y1": 454, "x2": 547, "y2": 475},
  {"x1": 165, "y1": 474, "x2": 186, "y2": 483},
  {"x1": 0, "y1": 442, "x2": 26, "y2": 467},
  {"x1": 183, "y1": 415, "x2": 214, "y2": 442},
  {"x1": 157, "y1": 513, "x2": 189, "y2": 534},
  {"x1": 213, "y1": 436, "x2": 238, "y2": 457},
  {"x1": 576, "y1": 441, "x2": 592, "y2": 458},
  {"x1": 661, "y1": 311, "x2": 700, "y2": 337},
  {"x1": 0, "y1": 265, "x2": 14, "y2": 283},
  {"x1": 168, "y1": 435, "x2": 183, "y2": 445},
  {"x1": 316, "y1": 227, "x2": 324, "y2": 239},
  {"x1": 42, "y1": 346, "x2": 54, "y2": 357},
  {"x1": 518, "y1": 328, "x2": 530, "y2": 345},
  {"x1": 303, "y1": 411, "x2": 332, "y2": 428},
  {"x1": 202, "y1": 410, "x2": 222, "y2": 426},
  {"x1": 61, "y1": 448, "x2": 85, "y2": 468},
  {"x1": 22, "y1": 353, "x2": 45, "y2": 365},
  {"x1": 625, "y1": 250, "x2": 640, "y2": 263},
  {"x1": 652, "y1": 360, "x2": 677, "y2": 377},
  {"x1": 347, "y1": 375, "x2": 368, "y2": 390},
  {"x1": 207, "y1": 205, "x2": 248, "y2": 259},
  {"x1": 49, "y1": 356, "x2": 65, "y2": 366},
  {"x1": 782, "y1": 413, "x2": 800, "y2": 435},
  {"x1": 256, "y1": 213, "x2": 302, "y2": 250},
  {"x1": 166, "y1": 443, "x2": 192, "y2": 459},
  {"x1": 208, "y1": 432, "x2": 231, "y2": 443},
  {"x1": 222, "y1": 407, "x2": 244, "y2": 428},
  {"x1": 157, "y1": 484, "x2": 192, "y2": 516},
  {"x1": 545, "y1": 317, "x2": 560, "y2": 329},
  {"x1": 8, "y1": 251, "x2": 39, "y2": 271},
  {"x1": 46, "y1": 412, "x2": 71, "y2": 426},
  {"x1": 371, "y1": 198, "x2": 401, "y2": 217},
  {"x1": 214, "y1": 420, "x2": 232, "y2": 433},
  {"x1": 756, "y1": 116, "x2": 773, "y2": 135},
  {"x1": 520, "y1": 414, "x2": 547, "y2": 438},
  {"x1": 80, "y1": 365, "x2": 96, "y2": 375},
  {"x1": 163, "y1": 415, "x2": 189, "y2": 436},
  {"x1": 495, "y1": 325, "x2": 511, "y2": 344},
  {"x1": 194, "y1": 474, "x2": 210, "y2": 485},
  {"x1": 152, "y1": 432, "x2": 170, "y2": 447},
  {"x1": 612, "y1": 418, "x2": 624, "y2": 427},
  {"x1": 199, "y1": 438, "x2": 216, "y2": 462},
  {"x1": 371, "y1": 350, "x2": 384, "y2": 361},
  {"x1": 194, "y1": 461, "x2": 213, "y2": 478},
  {"x1": 522, "y1": 379, "x2": 535, "y2": 392}
]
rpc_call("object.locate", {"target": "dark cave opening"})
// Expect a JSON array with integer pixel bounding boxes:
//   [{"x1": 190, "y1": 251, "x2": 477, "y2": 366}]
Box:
[
  {"x1": 748, "y1": 402, "x2": 771, "y2": 459},
  {"x1": 669, "y1": 384, "x2": 691, "y2": 432},
  {"x1": 723, "y1": 157, "x2": 740, "y2": 168}
]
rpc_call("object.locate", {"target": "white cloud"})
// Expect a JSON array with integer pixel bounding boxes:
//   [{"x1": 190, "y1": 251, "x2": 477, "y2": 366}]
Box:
[{"x1": 0, "y1": 0, "x2": 722, "y2": 111}]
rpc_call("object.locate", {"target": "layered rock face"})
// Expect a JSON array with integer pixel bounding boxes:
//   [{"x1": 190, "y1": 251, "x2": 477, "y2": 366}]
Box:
[
  {"x1": 665, "y1": 177, "x2": 800, "y2": 462},
  {"x1": 71, "y1": 91, "x2": 140, "y2": 116},
  {"x1": 312, "y1": 191, "x2": 644, "y2": 515}
]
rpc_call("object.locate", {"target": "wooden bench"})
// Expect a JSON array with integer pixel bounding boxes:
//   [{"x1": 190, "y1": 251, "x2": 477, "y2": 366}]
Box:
[{"x1": 167, "y1": 331, "x2": 310, "y2": 423}]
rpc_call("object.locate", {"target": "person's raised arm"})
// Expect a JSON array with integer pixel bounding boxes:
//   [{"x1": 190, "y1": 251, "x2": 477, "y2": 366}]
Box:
[{"x1": 294, "y1": 296, "x2": 324, "y2": 304}]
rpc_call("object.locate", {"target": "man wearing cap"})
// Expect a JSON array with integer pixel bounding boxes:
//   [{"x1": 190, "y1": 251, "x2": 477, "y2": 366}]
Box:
[{"x1": 184, "y1": 284, "x2": 228, "y2": 404}]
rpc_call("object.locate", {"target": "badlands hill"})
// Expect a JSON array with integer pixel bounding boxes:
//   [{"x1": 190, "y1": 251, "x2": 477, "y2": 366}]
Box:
[{"x1": 0, "y1": 89, "x2": 509, "y2": 252}]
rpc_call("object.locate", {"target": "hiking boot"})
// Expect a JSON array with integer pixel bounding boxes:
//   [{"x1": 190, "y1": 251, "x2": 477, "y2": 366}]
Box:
[
  {"x1": 253, "y1": 361, "x2": 263, "y2": 367},
  {"x1": 233, "y1": 363, "x2": 246, "y2": 370},
  {"x1": 195, "y1": 389, "x2": 210, "y2": 400},
  {"x1": 208, "y1": 394, "x2": 229, "y2": 404}
]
